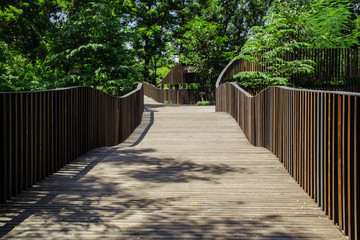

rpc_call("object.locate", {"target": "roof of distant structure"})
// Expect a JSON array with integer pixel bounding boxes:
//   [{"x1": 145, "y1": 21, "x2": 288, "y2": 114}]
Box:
[{"x1": 161, "y1": 64, "x2": 197, "y2": 84}]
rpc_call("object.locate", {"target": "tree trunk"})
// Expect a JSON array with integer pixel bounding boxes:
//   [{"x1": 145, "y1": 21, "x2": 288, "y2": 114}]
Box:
[
  {"x1": 153, "y1": 56, "x2": 157, "y2": 86},
  {"x1": 144, "y1": 56, "x2": 150, "y2": 82}
]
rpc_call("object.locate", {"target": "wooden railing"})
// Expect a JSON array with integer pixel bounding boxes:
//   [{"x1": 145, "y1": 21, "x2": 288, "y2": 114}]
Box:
[
  {"x1": 216, "y1": 65, "x2": 359, "y2": 239},
  {"x1": 144, "y1": 82, "x2": 214, "y2": 104},
  {"x1": 0, "y1": 84, "x2": 144, "y2": 203}
]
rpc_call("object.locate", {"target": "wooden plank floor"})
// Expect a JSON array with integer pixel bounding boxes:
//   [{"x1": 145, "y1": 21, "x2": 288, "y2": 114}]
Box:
[{"x1": 0, "y1": 97, "x2": 345, "y2": 239}]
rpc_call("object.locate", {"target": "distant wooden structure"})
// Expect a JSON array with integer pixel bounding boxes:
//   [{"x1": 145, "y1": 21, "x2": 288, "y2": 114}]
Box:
[
  {"x1": 160, "y1": 63, "x2": 197, "y2": 88},
  {"x1": 157, "y1": 63, "x2": 200, "y2": 104}
]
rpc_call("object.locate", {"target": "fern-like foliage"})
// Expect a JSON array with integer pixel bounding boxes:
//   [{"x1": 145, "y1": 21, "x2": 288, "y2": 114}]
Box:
[
  {"x1": 309, "y1": 0, "x2": 359, "y2": 48},
  {"x1": 235, "y1": 2, "x2": 315, "y2": 89}
]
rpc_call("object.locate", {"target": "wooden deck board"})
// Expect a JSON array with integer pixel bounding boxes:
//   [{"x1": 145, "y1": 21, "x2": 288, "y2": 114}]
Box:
[{"x1": 0, "y1": 96, "x2": 345, "y2": 239}]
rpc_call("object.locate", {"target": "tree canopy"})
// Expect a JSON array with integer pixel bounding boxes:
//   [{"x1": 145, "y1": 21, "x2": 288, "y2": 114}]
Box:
[{"x1": 0, "y1": 0, "x2": 359, "y2": 94}]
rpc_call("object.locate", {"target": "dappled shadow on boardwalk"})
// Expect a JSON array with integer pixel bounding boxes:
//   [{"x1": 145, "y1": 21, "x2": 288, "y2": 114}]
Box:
[
  {"x1": 0, "y1": 146, "x2": 314, "y2": 239},
  {"x1": 101, "y1": 148, "x2": 237, "y2": 183},
  {"x1": 0, "y1": 149, "x2": 182, "y2": 238}
]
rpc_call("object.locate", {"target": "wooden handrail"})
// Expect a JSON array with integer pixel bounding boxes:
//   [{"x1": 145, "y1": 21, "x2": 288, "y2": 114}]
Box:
[
  {"x1": 121, "y1": 82, "x2": 143, "y2": 98},
  {"x1": 0, "y1": 84, "x2": 144, "y2": 203},
  {"x1": 215, "y1": 57, "x2": 238, "y2": 88}
]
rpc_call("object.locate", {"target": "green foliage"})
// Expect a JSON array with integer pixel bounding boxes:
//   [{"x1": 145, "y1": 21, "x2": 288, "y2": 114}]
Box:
[
  {"x1": 195, "y1": 100, "x2": 216, "y2": 106},
  {"x1": 0, "y1": 0, "x2": 275, "y2": 94},
  {"x1": 309, "y1": 0, "x2": 360, "y2": 48},
  {"x1": 0, "y1": 41, "x2": 52, "y2": 92},
  {"x1": 170, "y1": 0, "x2": 275, "y2": 93},
  {"x1": 0, "y1": 0, "x2": 61, "y2": 59},
  {"x1": 187, "y1": 83, "x2": 199, "y2": 90},
  {"x1": 236, "y1": 2, "x2": 315, "y2": 89},
  {"x1": 171, "y1": 0, "x2": 273, "y2": 57},
  {"x1": 2, "y1": 0, "x2": 358, "y2": 95},
  {"x1": 48, "y1": 2, "x2": 138, "y2": 96},
  {"x1": 130, "y1": 0, "x2": 174, "y2": 85},
  {"x1": 178, "y1": 17, "x2": 229, "y2": 89},
  {"x1": 0, "y1": 1, "x2": 140, "y2": 95},
  {"x1": 235, "y1": 0, "x2": 360, "y2": 89}
]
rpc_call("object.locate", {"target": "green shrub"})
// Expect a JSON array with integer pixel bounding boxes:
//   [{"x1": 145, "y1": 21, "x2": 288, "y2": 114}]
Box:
[
  {"x1": 164, "y1": 100, "x2": 173, "y2": 104},
  {"x1": 196, "y1": 101, "x2": 216, "y2": 106}
]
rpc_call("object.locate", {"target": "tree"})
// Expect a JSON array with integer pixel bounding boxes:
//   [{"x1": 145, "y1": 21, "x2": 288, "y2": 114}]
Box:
[
  {"x1": 48, "y1": 1, "x2": 138, "y2": 95},
  {"x1": 130, "y1": 0, "x2": 175, "y2": 85},
  {"x1": 0, "y1": 1, "x2": 65, "y2": 91},
  {"x1": 0, "y1": 0, "x2": 62, "y2": 60},
  {"x1": 170, "y1": 0, "x2": 274, "y2": 92},
  {"x1": 3, "y1": 0, "x2": 331, "y2": 93},
  {"x1": 0, "y1": 41, "x2": 51, "y2": 91},
  {"x1": 202, "y1": 0, "x2": 273, "y2": 53},
  {"x1": 179, "y1": 17, "x2": 229, "y2": 91},
  {"x1": 235, "y1": 1, "x2": 314, "y2": 89}
]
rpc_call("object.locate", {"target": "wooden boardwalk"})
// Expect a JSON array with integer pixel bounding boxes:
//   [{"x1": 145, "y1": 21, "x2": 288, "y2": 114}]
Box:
[{"x1": 0, "y1": 97, "x2": 345, "y2": 239}]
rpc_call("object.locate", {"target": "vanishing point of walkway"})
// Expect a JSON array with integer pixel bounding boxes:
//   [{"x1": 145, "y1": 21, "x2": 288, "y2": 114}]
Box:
[{"x1": 0, "y1": 97, "x2": 345, "y2": 239}]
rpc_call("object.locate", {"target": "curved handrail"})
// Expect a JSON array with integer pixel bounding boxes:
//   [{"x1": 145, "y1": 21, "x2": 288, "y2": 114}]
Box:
[
  {"x1": 227, "y1": 82, "x2": 253, "y2": 98},
  {"x1": 0, "y1": 83, "x2": 144, "y2": 98},
  {"x1": 0, "y1": 85, "x2": 84, "y2": 94},
  {"x1": 231, "y1": 82, "x2": 360, "y2": 97},
  {"x1": 121, "y1": 82, "x2": 143, "y2": 98},
  {"x1": 143, "y1": 81, "x2": 156, "y2": 88},
  {"x1": 215, "y1": 57, "x2": 238, "y2": 88}
]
